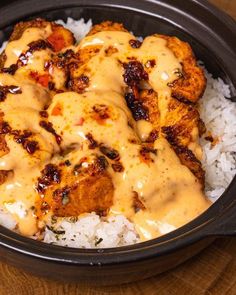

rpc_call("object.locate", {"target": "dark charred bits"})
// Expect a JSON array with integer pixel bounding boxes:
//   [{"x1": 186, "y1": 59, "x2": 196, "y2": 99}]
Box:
[
  {"x1": 133, "y1": 191, "x2": 145, "y2": 213},
  {"x1": 0, "y1": 125, "x2": 39, "y2": 154},
  {"x1": 99, "y1": 145, "x2": 120, "y2": 160},
  {"x1": 139, "y1": 146, "x2": 157, "y2": 164},
  {"x1": 39, "y1": 120, "x2": 62, "y2": 145},
  {"x1": 1, "y1": 39, "x2": 52, "y2": 75},
  {"x1": 73, "y1": 155, "x2": 108, "y2": 177},
  {"x1": 204, "y1": 135, "x2": 214, "y2": 142},
  {"x1": 111, "y1": 162, "x2": 124, "y2": 173},
  {"x1": 48, "y1": 81, "x2": 55, "y2": 91},
  {"x1": 86, "y1": 133, "x2": 98, "y2": 149},
  {"x1": 123, "y1": 61, "x2": 148, "y2": 87},
  {"x1": 67, "y1": 74, "x2": 89, "y2": 93},
  {"x1": 96, "y1": 156, "x2": 109, "y2": 172},
  {"x1": 64, "y1": 160, "x2": 71, "y2": 166},
  {"x1": 0, "y1": 85, "x2": 22, "y2": 102},
  {"x1": 145, "y1": 59, "x2": 156, "y2": 69},
  {"x1": 53, "y1": 186, "x2": 70, "y2": 205},
  {"x1": 0, "y1": 122, "x2": 11, "y2": 134},
  {"x1": 36, "y1": 164, "x2": 61, "y2": 193},
  {"x1": 92, "y1": 104, "x2": 110, "y2": 123},
  {"x1": 125, "y1": 92, "x2": 149, "y2": 121},
  {"x1": 104, "y1": 46, "x2": 118, "y2": 56},
  {"x1": 18, "y1": 40, "x2": 52, "y2": 67},
  {"x1": 146, "y1": 129, "x2": 159, "y2": 143},
  {"x1": 41, "y1": 201, "x2": 50, "y2": 212},
  {"x1": 1, "y1": 64, "x2": 18, "y2": 75},
  {"x1": 39, "y1": 110, "x2": 49, "y2": 118},
  {"x1": 129, "y1": 39, "x2": 142, "y2": 49}
]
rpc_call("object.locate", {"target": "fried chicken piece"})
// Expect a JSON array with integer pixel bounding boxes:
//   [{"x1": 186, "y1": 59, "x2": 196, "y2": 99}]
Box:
[
  {"x1": 138, "y1": 88, "x2": 204, "y2": 184},
  {"x1": 87, "y1": 21, "x2": 128, "y2": 36},
  {"x1": 139, "y1": 89, "x2": 160, "y2": 132},
  {"x1": 0, "y1": 170, "x2": 9, "y2": 185},
  {"x1": 155, "y1": 34, "x2": 206, "y2": 103},
  {"x1": 0, "y1": 19, "x2": 75, "y2": 92},
  {"x1": 36, "y1": 155, "x2": 114, "y2": 218}
]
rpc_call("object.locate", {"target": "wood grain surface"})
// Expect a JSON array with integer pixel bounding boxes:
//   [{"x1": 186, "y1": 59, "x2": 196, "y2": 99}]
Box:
[{"x1": 0, "y1": 1, "x2": 236, "y2": 294}]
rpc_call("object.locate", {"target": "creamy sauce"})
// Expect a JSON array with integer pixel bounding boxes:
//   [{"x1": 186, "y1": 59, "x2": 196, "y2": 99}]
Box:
[{"x1": 0, "y1": 26, "x2": 210, "y2": 240}]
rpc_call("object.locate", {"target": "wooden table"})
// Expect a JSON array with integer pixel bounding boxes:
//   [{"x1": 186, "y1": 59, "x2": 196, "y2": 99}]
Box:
[{"x1": 0, "y1": 1, "x2": 236, "y2": 294}]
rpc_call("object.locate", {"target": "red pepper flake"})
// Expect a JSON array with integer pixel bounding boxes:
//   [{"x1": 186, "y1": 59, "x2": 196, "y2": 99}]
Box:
[
  {"x1": 47, "y1": 31, "x2": 66, "y2": 52},
  {"x1": 30, "y1": 71, "x2": 50, "y2": 87},
  {"x1": 139, "y1": 146, "x2": 157, "y2": 164},
  {"x1": 91, "y1": 104, "x2": 110, "y2": 125},
  {"x1": 51, "y1": 103, "x2": 63, "y2": 116},
  {"x1": 74, "y1": 117, "x2": 84, "y2": 126},
  {"x1": 129, "y1": 39, "x2": 142, "y2": 49}
]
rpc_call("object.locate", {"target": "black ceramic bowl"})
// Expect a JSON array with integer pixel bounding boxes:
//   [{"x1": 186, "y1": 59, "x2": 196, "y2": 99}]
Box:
[{"x1": 0, "y1": 0, "x2": 236, "y2": 286}]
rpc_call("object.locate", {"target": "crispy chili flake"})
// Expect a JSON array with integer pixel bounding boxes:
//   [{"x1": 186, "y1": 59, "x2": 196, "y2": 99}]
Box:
[
  {"x1": 64, "y1": 160, "x2": 71, "y2": 166},
  {"x1": 53, "y1": 186, "x2": 71, "y2": 205},
  {"x1": 0, "y1": 85, "x2": 22, "y2": 102},
  {"x1": 104, "y1": 46, "x2": 118, "y2": 56},
  {"x1": 39, "y1": 120, "x2": 62, "y2": 145},
  {"x1": 74, "y1": 117, "x2": 84, "y2": 126},
  {"x1": 39, "y1": 110, "x2": 49, "y2": 118},
  {"x1": 48, "y1": 81, "x2": 55, "y2": 91},
  {"x1": 0, "y1": 122, "x2": 11, "y2": 134},
  {"x1": 129, "y1": 39, "x2": 142, "y2": 48},
  {"x1": 173, "y1": 68, "x2": 183, "y2": 78},
  {"x1": 19, "y1": 40, "x2": 52, "y2": 68},
  {"x1": 146, "y1": 130, "x2": 159, "y2": 143},
  {"x1": 96, "y1": 156, "x2": 109, "y2": 171},
  {"x1": 51, "y1": 103, "x2": 63, "y2": 116},
  {"x1": 145, "y1": 59, "x2": 156, "y2": 68},
  {"x1": 13, "y1": 130, "x2": 39, "y2": 154},
  {"x1": 92, "y1": 104, "x2": 110, "y2": 124},
  {"x1": 99, "y1": 145, "x2": 120, "y2": 160},
  {"x1": 204, "y1": 135, "x2": 214, "y2": 142},
  {"x1": 36, "y1": 164, "x2": 61, "y2": 193},
  {"x1": 123, "y1": 61, "x2": 148, "y2": 87},
  {"x1": 133, "y1": 191, "x2": 145, "y2": 213},
  {"x1": 1, "y1": 40, "x2": 52, "y2": 75},
  {"x1": 47, "y1": 31, "x2": 66, "y2": 52},
  {"x1": 111, "y1": 162, "x2": 124, "y2": 173},
  {"x1": 1, "y1": 64, "x2": 18, "y2": 75},
  {"x1": 125, "y1": 92, "x2": 149, "y2": 121},
  {"x1": 30, "y1": 72, "x2": 50, "y2": 87},
  {"x1": 41, "y1": 201, "x2": 50, "y2": 212},
  {"x1": 86, "y1": 133, "x2": 98, "y2": 149},
  {"x1": 139, "y1": 146, "x2": 157, "y2": 164},
  {"x1": 24, "y1": 140, "x2": 39, "y2": 154},
  {"x1": 67, "y1": 74, "x2": 89, "y2": 93}
]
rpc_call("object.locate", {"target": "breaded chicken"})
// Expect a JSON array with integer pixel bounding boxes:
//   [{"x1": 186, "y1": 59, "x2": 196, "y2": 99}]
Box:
[
  {"x1": 0, "y1": 19, "x2": 75, "y2": 91},
  {"x1": 36, "y1": 154, "x2": 114, "y2": 218},
  {"x1": 138, "y1": 88, "x2": 204, "y2": 184},
  {"x1": 155, "y1": 34, "x2": 206, "y2": 103},
  {"x1": 87, "y1": 21, "x2": 128, "y2": 36}
]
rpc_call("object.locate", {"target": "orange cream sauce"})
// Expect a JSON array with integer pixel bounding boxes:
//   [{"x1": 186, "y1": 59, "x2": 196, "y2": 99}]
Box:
[{"x1": 0, "y1": 25, "x2": 210, "y2": 240}]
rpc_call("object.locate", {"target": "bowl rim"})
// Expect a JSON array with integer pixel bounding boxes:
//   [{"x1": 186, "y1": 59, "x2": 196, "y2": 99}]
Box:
[{"x1": 0, "y1": 0, "x2": 236, "y2": 266}]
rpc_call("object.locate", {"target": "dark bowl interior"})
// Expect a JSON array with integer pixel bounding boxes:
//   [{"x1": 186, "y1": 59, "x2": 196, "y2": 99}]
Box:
[{"x1": 0, "y1": 0, "x2": 236, "y2": 275}]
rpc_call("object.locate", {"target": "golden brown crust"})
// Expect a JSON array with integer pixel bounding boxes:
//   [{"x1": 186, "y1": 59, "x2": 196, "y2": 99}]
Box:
[
  {"x1": 87, "y1": 21, "x2": 128, "y2": 36},
  {"x1": 0, "y1": 170, "x2": 9, "y2": 185},
  {"x1": 36, "y1": 156, "x2": 114, "y2": 218},
  {"x1": 155, "y1": 34, "x2": 206, "y2": 103},
  {"x1": 138, "y1": 88, "x2": 204, "y2": 184},
  {"x1": 0, "y1": 18, "x2": 75, "y2": 71},
  {"x1": 139, "y1": 89, "x2": 160, "y2": 131}
]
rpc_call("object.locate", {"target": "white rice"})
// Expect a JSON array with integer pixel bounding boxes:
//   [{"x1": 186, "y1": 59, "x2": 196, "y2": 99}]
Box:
[
  {"x1": 44, "y1": 213, "x2": 139, "y2": 248},
  {"x1": 0, "y1": 18, "x2": 235, "y2": 248}
]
